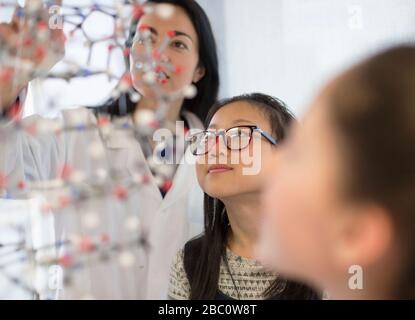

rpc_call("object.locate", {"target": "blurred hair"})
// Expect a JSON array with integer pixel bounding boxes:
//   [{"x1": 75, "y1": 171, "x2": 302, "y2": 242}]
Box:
[{"x1": 328, "y1": 45, "x2": 415, "y2": 299}]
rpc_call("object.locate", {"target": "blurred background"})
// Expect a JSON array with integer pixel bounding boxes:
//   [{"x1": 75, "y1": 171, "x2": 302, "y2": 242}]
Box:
[{"x1": 1, "y1": 0, "x2": 415, "y2": 116}]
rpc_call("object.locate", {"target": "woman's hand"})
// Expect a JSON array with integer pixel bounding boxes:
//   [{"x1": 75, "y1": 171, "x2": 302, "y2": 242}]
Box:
[{"x1": 0, "y1": 0, "x2": 66, "y2": 112}]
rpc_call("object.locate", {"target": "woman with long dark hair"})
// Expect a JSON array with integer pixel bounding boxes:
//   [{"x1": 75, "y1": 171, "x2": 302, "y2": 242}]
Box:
[
  {"x1": 0, "y1": 0, "x2": 219, "y2": 299},
  {"x1": 98, "y1": 0, "x2": 219, "y2": 124},
  {"x1": 168, "y1": 93, "x2": 320, "y2": 299}
]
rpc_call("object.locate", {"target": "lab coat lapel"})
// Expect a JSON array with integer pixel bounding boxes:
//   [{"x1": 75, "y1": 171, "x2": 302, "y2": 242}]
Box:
[
  {"x1": 160, "y1": 111, "x2": 204, "y2": 210},
  {"x1": 104, "y1": 116, "x2": 162, "y2": 199}
]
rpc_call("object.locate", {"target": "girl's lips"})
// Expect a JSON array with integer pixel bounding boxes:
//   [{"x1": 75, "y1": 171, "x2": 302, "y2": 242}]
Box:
[{"x1": 207, "y1": 165, "x2": 233, "y2": 174}]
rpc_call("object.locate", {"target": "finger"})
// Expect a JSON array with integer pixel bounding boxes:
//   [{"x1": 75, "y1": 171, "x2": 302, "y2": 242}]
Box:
[
  {"x1": 11, "y1": 7, "x2": 25, "y2": 30},
  {"x1": 0, "y1": 23, "x2": 15, "y2": 45}
]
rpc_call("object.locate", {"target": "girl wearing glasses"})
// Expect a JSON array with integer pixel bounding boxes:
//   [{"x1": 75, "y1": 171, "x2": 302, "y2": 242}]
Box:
[
  {"x1": 0, "y1": 0, "x2": 219, "y2": 299},
  {"x1": 168, "y1": 93, "x2": 319, "y2": 300}
]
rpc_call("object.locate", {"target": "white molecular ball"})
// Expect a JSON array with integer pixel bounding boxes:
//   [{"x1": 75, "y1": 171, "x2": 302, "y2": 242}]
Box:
[
  {"x1": 155, "y1": 164, "x2": 175, "y2": 177},
  {"x1": 119, "y1": 251, "x2": 135, "y2": 268},
  {"x1": 156, "y1": 4, "x2": 175, "y2": 20},
  {"x1": 143, "y1": 71, "x2": 157, "y2": 85},
  {"x1": 132, "y1": 173, "x2": 143, "y2": 184},
  {"x1": 111, "y1": 89, "x2": 120, "y2": 99},
  {"x1": 36, "y1": 120, "x2": 61, "y2": 135},
  {"x1": 130, "y1": 92, "x2": 141, "y2": 103},
  {"x1": 183, "y1": 85, "x2": 197, "y2": 99},
  {"x1": 125, "y1": 215, "x2": 140, "y2": 232},
  {"x1": 89, "y1": 141, "x2": 105, "y2": 158},
  {"x1": 141, "y1": 29, "x2": 151, "y2": 40},
  {"x1": 70, "y1": 171, "x2": 86, "y2": 184},
  {"x1": 20, "y1": 60, "x2": 35, "y2": 73},
  {"x1": 134, "y1": 109, "x2": 157, "y2": 126},
  {"x1": 26, "y1": 0, "x2": 42, "y2": 13},
  {"x1": 68, "y1": 234, "x2": 81, "y2": 246},
  {"x1": 144, "y1": 5, "x2": 154, "y2": 15},
  {"x1": 146, "y1": 155, "x2": 157, "y2": 169},
  {"x1": 38, "y1": 30, "x2": 49, "y2": 42},
  {"x1": 154, "y1": 175, "x2": 165, "y2": 188},
  {"x1": 82, "y1": 212, "x2": 100, "y2": 230},
  {"x1": 70, "y1": 65, "x2": 80, "y2": 74},
  {"x1": 95, "y1": 168, "x2": 108, "y2": 181}
]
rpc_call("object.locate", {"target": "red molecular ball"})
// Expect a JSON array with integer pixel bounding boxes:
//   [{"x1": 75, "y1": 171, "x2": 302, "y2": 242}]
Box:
[
  {"x1": 113, "y1": 185, "x2": 128, "y2": 200},
  {"x1": 58, "y1": 163, "x2": 72, "y2": 180},
  {"x1": 121, "y1": 73, "x2": 133, "y2": 87},
  {"x1": 149, "y1": 119, "x2": 160, "y2": 129},
  {"x1": 161, "y1": 180, "x2": 173, "y2": 193},
  {"x1": 0, "y1": 173, "x2": 6, "y2": 189},
  {"x1": 37, "y1": 21, "x2": 48, "y2": 31},
  {"x1": 79, "y1": 237, "x2": 96, "y2": 253},
  {"x1": 22, "y1": 37, "x2": 33, "y2": 47},
  {"x1": 6, "y1": 101, "x2": 22, "y2": 121},
  {"x1": 98, "y1": 116, "x2": 110, "y2": 127},
  {"x1": 17, "y1": 180, "x2": 26, "y2": 190},
  {"x1": 152, "y1": 50, "x2": 161, "y2": 61},
  {"x1": 155, "y1": 65, "x2": 163, "y2": 73},
  {"x1": 59, "y1": 195, "x2": 70, "y2": 208},
  {"x1": 123, "y1": 48, "x2": 131, "y2": 57},
  {"x1": 138, "y1": 24, "x2": 150, "y2": 32},
  {"x1": 35, "y1": 46, "x2": 46, "y2": 62},
  {"x1": 24, "y1": 123, "x2": 37, "y2": 136},
  {"x1": 58, "y1": 254, "x2": 74, "y2": 268},
  {"x1": 142, "y1": 175, "x2": 150, "y2": 185},
  {"x1": 158, "y1": 78, "x2": 168, "y2": 85},
  {"x1": 174, "y1": 65, "x2": 183, "y2": 75},
  {"x1": 133, "y1": 5, "x2": 145, "y2": 20},
  {"x1": 100, "y1": 233, "x2": 110, "y2": 243},
  {"x1": 166, "y1": 30, "x2": 176, "y2": 39},
  {"x1": 0, "y1": 67, "x2": 14, "y2": 83}
]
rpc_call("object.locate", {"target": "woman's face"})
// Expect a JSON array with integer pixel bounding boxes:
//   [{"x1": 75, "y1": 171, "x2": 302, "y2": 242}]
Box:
[
  {"x1": 259, "y1": 88, "x2": 352, "y2": 291},
  {"x1": 130, "y1": 4, "x2": 205, "y2": 97},
  {"x1": 196, "y1": 102, "x2": 276, "y2": 200}
]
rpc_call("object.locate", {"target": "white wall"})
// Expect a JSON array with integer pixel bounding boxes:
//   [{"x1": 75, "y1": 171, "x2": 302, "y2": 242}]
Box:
[
  {"x1": 2, "y1": 1, "x2": 415, "y2": 117},
  {"x1": 217, "y1": 0, "x2": 415, "y2": 115}
]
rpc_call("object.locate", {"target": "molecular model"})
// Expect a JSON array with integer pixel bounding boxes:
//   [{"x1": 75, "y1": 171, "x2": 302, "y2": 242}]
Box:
[{"x1": 0, "y1": 0, "x2": 196, "y2": 299}]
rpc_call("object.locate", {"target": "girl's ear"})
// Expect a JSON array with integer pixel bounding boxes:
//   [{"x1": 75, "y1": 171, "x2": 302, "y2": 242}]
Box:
[
  {"x1": 333, "y1": 204, "x2": 394, "y2": 270},
  {"x1": 192, "y1": 64, "x2": 206, "y2": 83}
]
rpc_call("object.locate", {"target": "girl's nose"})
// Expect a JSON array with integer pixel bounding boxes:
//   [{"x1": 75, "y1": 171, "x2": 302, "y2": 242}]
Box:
[{"x1": 209, "y1": 134, "x2": 227, "y2": 158}]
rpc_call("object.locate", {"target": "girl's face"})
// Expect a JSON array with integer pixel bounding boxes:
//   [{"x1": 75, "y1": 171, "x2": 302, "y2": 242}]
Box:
[
  {"x1": 130, "y1": 4, "x2": 205, "y2": 97},
  {"x1": 259, "y1": 84, "x2": 396, "y2": 296},
  {"x1": 260, "y1": 96, "x2": 345, "y2": 288},
  {"x1": 196, "y1": 102, "x2": 276, "y2": 200}
]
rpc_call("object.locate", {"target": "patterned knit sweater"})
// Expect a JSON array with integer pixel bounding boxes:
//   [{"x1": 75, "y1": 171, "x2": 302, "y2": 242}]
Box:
[{"x1": 168, "y1": 248, "x2": 278, "y2": 300}]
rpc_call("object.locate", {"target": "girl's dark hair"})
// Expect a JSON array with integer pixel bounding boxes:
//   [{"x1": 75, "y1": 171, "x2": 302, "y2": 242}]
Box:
[
  {"x1": 328, "y1": 46, "x2": 415, "y2": 299},
  {"x1": 96, "y1": 0, "x2": 219, "y2": 123},
  {"x1": 184, "y1": 93, "x2": 320, "y2": 300}
]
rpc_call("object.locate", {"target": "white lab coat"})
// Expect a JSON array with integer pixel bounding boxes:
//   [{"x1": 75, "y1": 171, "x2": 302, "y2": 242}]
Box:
[{"x1": 0, "y1": 106, "x2": 204, "y2": 299}]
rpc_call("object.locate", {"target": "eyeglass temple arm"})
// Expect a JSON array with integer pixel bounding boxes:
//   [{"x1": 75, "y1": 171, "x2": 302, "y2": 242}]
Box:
[{"x1": 254, "y1": 128, "x2": 277, "y2": 145}]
